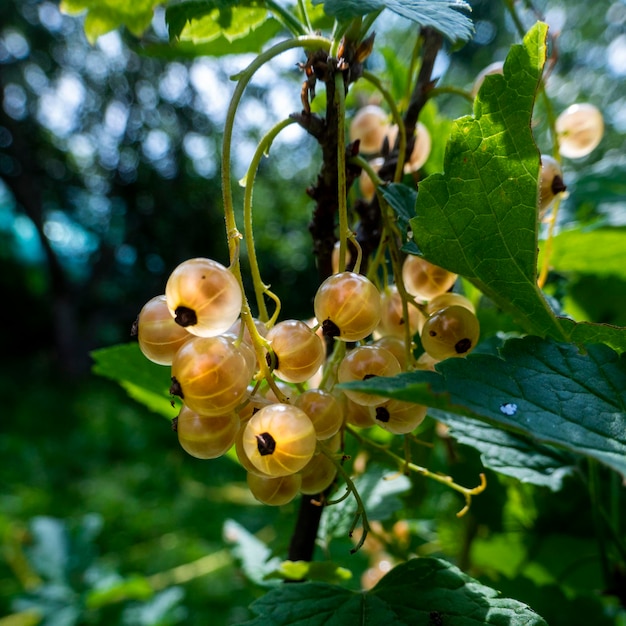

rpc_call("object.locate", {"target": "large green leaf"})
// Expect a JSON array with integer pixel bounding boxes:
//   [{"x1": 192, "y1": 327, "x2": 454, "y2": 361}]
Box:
[
  {"x1": 312, "y1": 0, "x2": 473, "y2": 43},
  {"x1": 431, "y1": 410, "x2": 578, "y2": 490},
  {"x1": 340, "y1": 336, "x2": 626, "y2": 479},
  {"x1": 91, "y1": 343, "x2": 179, "y2": 419},
  {"x1": 166, "y1": 0, "x2": 275, "y2": 44},
  {"x1": 243, "y1": 557, "x2": 547, "y2": 625},
  {"x1": 410, "y1": 22, "x2": 566, "y2": 340},
  {"x1": 60, "y1": 0, "x2": 161, "y2": 43}
]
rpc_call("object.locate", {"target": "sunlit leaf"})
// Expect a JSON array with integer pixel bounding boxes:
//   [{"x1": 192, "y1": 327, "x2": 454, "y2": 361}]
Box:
[
  {"x1": 410, "y1": 23, "x2": 564, "y2": 340},
  {"x1": 60, "y1": 0, "x2": 161, "y2": 43}
]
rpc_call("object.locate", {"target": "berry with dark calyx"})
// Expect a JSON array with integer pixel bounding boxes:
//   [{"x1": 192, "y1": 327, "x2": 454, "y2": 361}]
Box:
[
  {"x1": 136, "y1": 295, "x2": 191, "y2": 365},
  {"x1": 338, "y1": 345, "x2": 401, "y2": 407},
  {"x1": 242, "y1": 403, "x2": 317, "y2": 477},
  {"x1": 265, "y1": 320, "x2": 325, "y2": 384},
  {"x1": 314, "y1": 271, "x2": 382, "y2": 342},
  {"x1": 421, "y1": 305, "x2": 480, "y2": 360},
  {"x1": 539, "y1": 154, "x2": 566, "y2": 216},
  {"x1": 165, "y1": 257, "x2": 242, "y2": 337},
  {"x1": 374, "y1": 399, "x2": 427, "y2": 435}
]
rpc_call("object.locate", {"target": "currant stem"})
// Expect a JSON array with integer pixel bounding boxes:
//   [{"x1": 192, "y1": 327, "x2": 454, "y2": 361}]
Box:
[
  {"x1": 346, "y1": 425, "x2": 487, "y2": 517},
  {"x1": 319, "y1": 442, "x2": 371, "y2": 553},
  {"x1": 334, "y1": 70, "x2": 349, "y2": 274},
  {"x1": 242, "y1": 117, "x2": 297, "y2": 322},
  {"x1": 221, "y1": 35, "x2": 331, "y2": 266}
]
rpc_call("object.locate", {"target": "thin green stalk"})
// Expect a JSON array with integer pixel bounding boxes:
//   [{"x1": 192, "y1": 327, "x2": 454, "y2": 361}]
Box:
[
  {"x1": 221, "y1": 35, "x2": 331, "y2": 265},
  {"x1": 297, "y1": 0, "x2": 313, "y2": 33},
  {"x1": 266, "y1": 0, "x2": 307, "y2": 36},
  {"x1": 319, "y1": 443, "x2": 372, "y2": 553},
  {"x1": 429, "y1": 85, "x2": 474, "y2": 104},
  {"x1": 242, "y1": 117, "x2": 297, "y2": 322},
  {"x1": 334, "y1": 70, "x2": 349, "y2": 274},
  {"x1": 346, "y1": 425, "x2": 487, "y2": 517}
]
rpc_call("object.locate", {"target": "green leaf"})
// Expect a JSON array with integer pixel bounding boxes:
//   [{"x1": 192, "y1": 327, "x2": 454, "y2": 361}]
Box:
[
  {"x1": 91, "y1": 343, "x2": 179, "y2": 420},
  {"x1": 243, "y1": 557, "x2": 547, "y2": 625},
  {"x1": 166, "y1": 0, "x2": 276, "y2": 44},
  {"x1": 410, "y1": 22, "x2": 568, "y2": 340},
  {"x1": 543, "y1": 227, "x2": 626, "y2": 280},
  {"x1": 340, "y1": 336, "x2": 626, "y2": 479},
  {"x1": 558, "y1": 317, "x2": 626, "y2": 354},
  {"x1": 60, "y1": 0, "x2": 161, "y2": 43},
  {"x1": 320, "y1": 464, "x2": 411, "y2": 542},
  {"x1": 431, "y1": 410, "x2": 578, "y2": 490},
  {"x1": 143, "y1": 19, "x2": 282, "y2": 58},
  {"x1": 312, "y1": 0, "x2": 473, "y2": 43}
]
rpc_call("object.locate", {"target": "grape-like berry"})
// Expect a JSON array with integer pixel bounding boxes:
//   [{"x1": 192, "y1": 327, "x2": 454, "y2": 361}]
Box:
[
  {"x1": 165, "y1": 257, "x2": 242, "y2": 337},
  {"x1": 555, "y1": 103, "x2": 604, "y2": 159},
  {"x1": 420, "y1": 305, "x2": 480, "y2": 360}
]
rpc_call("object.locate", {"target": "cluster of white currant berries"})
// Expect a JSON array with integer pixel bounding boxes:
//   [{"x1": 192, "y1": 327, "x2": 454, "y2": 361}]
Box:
[{"x1": 133, "y1": 252, "x2": 480, "y2": 506}]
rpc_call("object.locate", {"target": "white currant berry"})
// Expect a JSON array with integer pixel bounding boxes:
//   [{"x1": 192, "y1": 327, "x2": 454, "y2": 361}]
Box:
[
  {"x1": 349, "y1": 105, "x2": 389, "y2": 153},
  {"x1": 165, "y1": 257, "x2": 242, "y2": 337},
  {"x1": 556, "y1": 103, "x2": 604, "y2": 159}
]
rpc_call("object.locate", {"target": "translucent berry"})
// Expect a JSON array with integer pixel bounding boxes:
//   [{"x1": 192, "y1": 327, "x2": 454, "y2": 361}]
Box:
[
  {"x1": 402, "y1": 255, "x2": 457, "y2": 301},
  {"x1": 242, "y1": 403, "x2": 317, "y2": 477},
  {"x1": 424, "y1": 292, "x2": 475, "y2": 317},
  {"x1": 165, "y1": 257, "x2": 242, "y2": 337},
  {"x1": 176, "y1": 405, "x2": 239, "y2": 459},
  {"x1": 349, "y1": 104, "x2": 389, "y2": 154},
  {"x1": 556, "y1": 103, "x2": 604, "y2": 159},
  {"x1": 314, "y1": 272, "x2": 382, "y2": 342},
  {"x1": 338, "y1": 345, "x2": 401, "y2": 407},
  {"x1": 377, "y1": 284, "x2": 426, "y2": 339},
  {"x1": 358, "y1": 157, "x2": 384, "y2": 202},
  {"x1": 247, "y1": 472, "x2": 302, "y2": 506},
  {"x1": 385, "y1": 122, "x2": 432, "y2": 173},
  {"x1": 299, "y1": 450, "x2": 338, "y2": 495},
  {"x1": 136, "y1": 295, "x2": 190, "y2": 365},
  {"x1": 344, "y1": 396, "x2": 376, "y2": 428},
  {"x1": 372, "y1": 336, "x2": 410, "y2": 370},
  {"x1": 471, "y1": 61, "x2": 504, "y2": 97},
  {"x1": 266, "y1": 320, "x2": 326, "y2": 384},
  {"x1": 538, "y1": 154, "x2": 566, "y2": 215},
  {"x1": 374, "y1": 399, "x2": 427, "y2": 435},
  {"x1": 421, "y1": 305, "x2": 480, "y2": 360},
  {"x1": 295, "y1": 389, "x2": 343, "y2": 440},
  {"x1": 170, "y1": 335, "x2": 251, "y2": 416}
]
